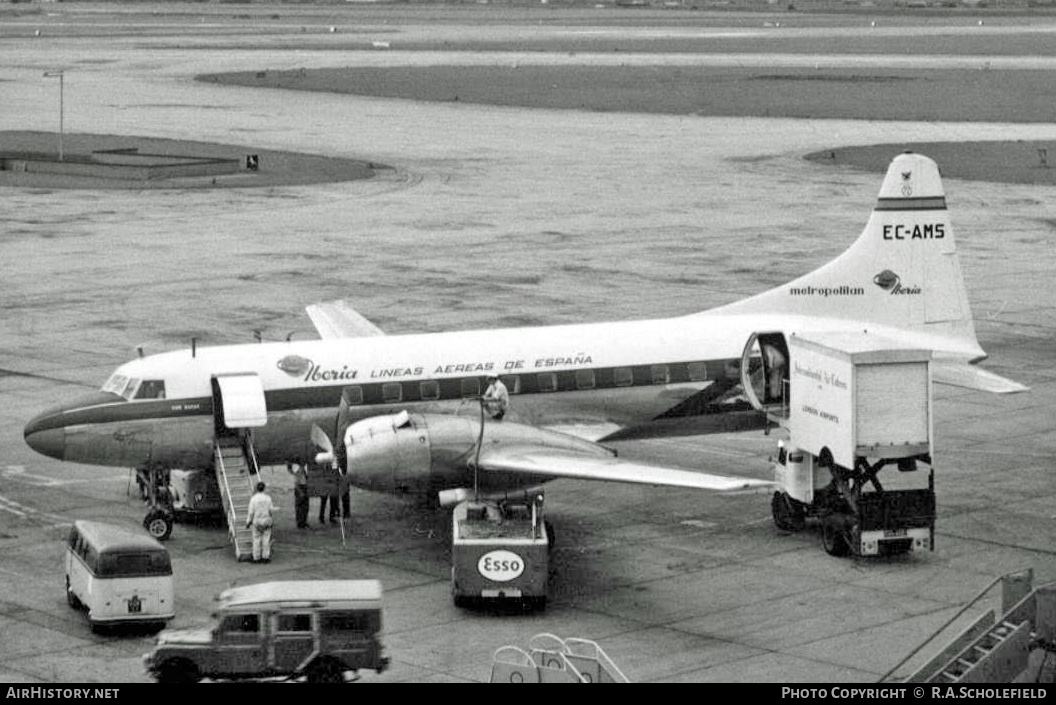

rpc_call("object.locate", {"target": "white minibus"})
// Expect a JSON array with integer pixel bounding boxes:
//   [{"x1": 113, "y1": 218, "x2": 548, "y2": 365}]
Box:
[{"x1": 65, "y1": 520, "x2": 175, "y2": 632}]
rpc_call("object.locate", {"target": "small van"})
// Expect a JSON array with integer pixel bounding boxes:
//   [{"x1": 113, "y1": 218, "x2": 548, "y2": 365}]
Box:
[
  {"x1": 143, "y1": 580, "x2": 389, "y2": 683},
  {"x1": 65, "y1": 520, "x2": 175, "y2": 632}
]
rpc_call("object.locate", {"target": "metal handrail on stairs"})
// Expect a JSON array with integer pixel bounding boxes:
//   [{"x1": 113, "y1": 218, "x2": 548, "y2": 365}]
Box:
[
  {"x1": 214, "y1": 442, "x2": 241, "y2": 532},
  {"x1": 880, "y1": 568, "x2": 1035, "y2": 683}
]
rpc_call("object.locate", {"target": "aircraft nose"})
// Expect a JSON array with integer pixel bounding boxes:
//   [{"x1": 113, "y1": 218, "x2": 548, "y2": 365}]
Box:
[
  {"x1": 24, "y1": 409, "x2": 66, "y2": 461},
  {"x1": 24, "y1": 426, "x2": 65, "y2": 460}
]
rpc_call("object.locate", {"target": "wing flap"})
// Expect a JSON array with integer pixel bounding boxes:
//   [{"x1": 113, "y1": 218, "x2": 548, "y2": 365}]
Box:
[
  {"x1": 931, "y1": 360, "x2": 1029, "y2": 394},
  {"x1": 305, "y1": 300, "x2": 386, "y2": 339},
  {"x1": 478, "y1": 445, "x2": 772, "y2": 492}
]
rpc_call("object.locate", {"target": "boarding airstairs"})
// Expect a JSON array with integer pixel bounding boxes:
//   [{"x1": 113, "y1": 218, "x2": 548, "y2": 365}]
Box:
[
  {"x1": 490, "y1": 633, "x2": 629, "y2": 683},
  {"x1": 891, "y1": 569, "x2": 1055, "y2": 684},
  {"x1": 215, "y1": 434, "x2": 260, "y2": 561}
]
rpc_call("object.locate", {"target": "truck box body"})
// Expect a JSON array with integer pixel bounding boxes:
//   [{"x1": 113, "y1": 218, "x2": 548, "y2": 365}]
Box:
[{"x1": 788, "y1": 332, "x2": 932, "y2": 469}]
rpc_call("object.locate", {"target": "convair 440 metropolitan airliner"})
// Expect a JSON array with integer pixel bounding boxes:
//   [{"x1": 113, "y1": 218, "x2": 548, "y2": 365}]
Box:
[{"x1": 24, "y1": 153, "x2": 1026, "y2": 541}]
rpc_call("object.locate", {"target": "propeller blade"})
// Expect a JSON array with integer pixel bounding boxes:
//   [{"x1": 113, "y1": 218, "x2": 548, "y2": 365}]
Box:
[{"x1": 310, "y1": 423, "x2": 334, "y2": 453}]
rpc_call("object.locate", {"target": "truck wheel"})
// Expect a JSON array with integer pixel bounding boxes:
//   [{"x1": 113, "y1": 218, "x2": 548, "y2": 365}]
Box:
[
  {"x1": 155, "y1": 658, "x2": 199, "y2": 684},
  {"x1": 143, "y1": 510, "x2": 173, "y2": 541},
  {"x1": 771, "y1": 492, "x2": 805, "y2": 532},
  {"x1": 306, "y1": 658, "x2": 344, "y2": 683},
  {"x1": 544, "y1": 520, "x2": 555, "y2": 551},
  {"x1": 821, "y1": 517, "x2": 850, "y2": 557}
]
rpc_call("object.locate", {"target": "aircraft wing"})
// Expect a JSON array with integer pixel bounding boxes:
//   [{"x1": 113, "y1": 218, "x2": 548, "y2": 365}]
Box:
[
  {"x1": 305, "y1": 300, "x2": 386, "y2": 339},
  {"x1": 931, "y1": 360, "x2": 1029, "y2": 394},
  {"x1": 477, "y1": 445, "x2": 772, "y2": 492}
]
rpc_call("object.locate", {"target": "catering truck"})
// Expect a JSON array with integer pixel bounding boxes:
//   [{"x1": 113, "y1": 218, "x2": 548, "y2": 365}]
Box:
[{"x1": 742, "y1": 331, "x2": 936, "y2": 557}]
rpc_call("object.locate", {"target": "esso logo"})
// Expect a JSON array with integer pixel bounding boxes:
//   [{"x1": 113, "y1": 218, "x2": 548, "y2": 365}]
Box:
[{"x1": 478, "y1": 550, "x2": 524, "y2": 582}]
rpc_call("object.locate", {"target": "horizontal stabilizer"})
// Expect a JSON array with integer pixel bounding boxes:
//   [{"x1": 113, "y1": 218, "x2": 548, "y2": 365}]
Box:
[
  {"x1": 306, "y1": 300, "x2": 386, "y2": 339},
  {"x1": 478, "y1": 445, "x2": 772, "y2": 492},
  {"x1": 931, "y1": 360, "x2": 1029, "y2": 394}
]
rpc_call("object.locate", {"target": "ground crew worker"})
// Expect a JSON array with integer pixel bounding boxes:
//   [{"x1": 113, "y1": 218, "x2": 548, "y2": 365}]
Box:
[
  {"x1": 245, "y1": 481, "x2": 275, "y2": 563},
  {"x1": 286, "y1": 462, "x2": 309, "y2": 529},
  {"x1": 482, "y1": 373, "x2": 509, "y2": 420}
]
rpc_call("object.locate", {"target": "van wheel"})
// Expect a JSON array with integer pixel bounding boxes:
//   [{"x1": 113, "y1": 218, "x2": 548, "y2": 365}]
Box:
[
  {"x1": 306, "y1": 659, "x2": 344, "y2": 683},
  {"x1": 65, "y1": 577, "x2": 81, "y2": 610},
  {"x1": 143, "y1": 510, "x2": 173, "y2": 541},
  {"x1": 821, "y1": 516, "x2": 850, "y2": 557},
  {"x1": 156, "y1": 658, "x2": 199, "y2": 684}
]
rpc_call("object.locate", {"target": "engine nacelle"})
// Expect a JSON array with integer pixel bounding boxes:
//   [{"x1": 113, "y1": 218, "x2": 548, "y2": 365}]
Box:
[{"x1": 341, "y1": 410, "x2": 612, "y2": 497}]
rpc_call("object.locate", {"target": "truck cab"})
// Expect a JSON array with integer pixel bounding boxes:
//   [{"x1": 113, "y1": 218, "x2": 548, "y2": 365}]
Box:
[{"x1": 143, "y1": 580, "x2": 389, "y2": 683}]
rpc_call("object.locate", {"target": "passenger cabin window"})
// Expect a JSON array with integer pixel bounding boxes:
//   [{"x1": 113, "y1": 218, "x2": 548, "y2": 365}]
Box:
[
  {"x1": 277, "y1": 613, "x2": 313, "y2": 633},
  {"x1": 687, "y1": 362, "x2": 707, "y2": 382},
  {"x1": 382, "y1": 383, "x2": 402, "y2": 403},
  {"x1": 342, "y1": 386, "x2": 363, "y2": 406},
  {"x1": 537, "y1": 372, "x2": 558, "y2": 393},
  {"x1": 135, "y1": 380, "x2": 166, "y2": 400},
  {"x1": 460, "y1": 379, "x2": 479, "y2": 398},
  {"x1": 222, "y1": 614, "x2": 260, "y2": 635},
  {"x1": 321, "y1": 610, "x2": 381, "y2": 635},
  {"x1": 613, "y1": 367, "x2": 634, "y2": 387},
  {"x1": 575, "y1": 369, "x2": 595, "y2": 390},
  {"x1": 504, "y1": 375, "x2": 521, "y2": 394},
  {"x1": 419, "y1": 380, "x2": 440, "y2": 401},
  {"x1": 651, "y1": 365, "x2": 670, "y2": 385}
]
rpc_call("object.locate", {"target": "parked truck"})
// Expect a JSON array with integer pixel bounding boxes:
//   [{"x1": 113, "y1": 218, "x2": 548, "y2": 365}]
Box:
[
  {"x1": 743, "y1": 331, "x2": 936, "y2": 557},
  {"x1": 451, "y1": 494, "x2": 551, "y2": 611}
]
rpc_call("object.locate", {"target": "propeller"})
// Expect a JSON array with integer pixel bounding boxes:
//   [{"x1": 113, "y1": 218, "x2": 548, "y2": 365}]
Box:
[{"x1": 310, "y1": 423, "x2": 337, "y2": 469}]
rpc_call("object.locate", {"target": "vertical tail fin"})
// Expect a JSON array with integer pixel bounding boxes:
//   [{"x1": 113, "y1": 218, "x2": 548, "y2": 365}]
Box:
[
  {"x1": 709, "y1": 152, "x2": 1027, "y2": 393},
  {"x1": 715, "y1": 152, "x2": 981, "y2": 356}
]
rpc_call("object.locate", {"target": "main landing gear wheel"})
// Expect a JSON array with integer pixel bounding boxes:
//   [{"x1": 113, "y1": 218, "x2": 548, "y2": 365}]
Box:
[
  {"x1": 771, "y1": 491, "x2": 805, "y2": 532},
  {"x1": 821, "y1": 516, "x2": 850, "y2": 557},
  {"x1": 144, "y1": 509, "x2": 174, "y2": 541}
]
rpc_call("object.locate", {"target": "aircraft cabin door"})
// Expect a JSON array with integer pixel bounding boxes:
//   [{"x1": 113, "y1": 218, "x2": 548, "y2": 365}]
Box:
[
  {"x1": 211, "y1": 373, "x2": 268, "y2": 437},
  {"x1": 740, "y1": 331, "x2": 790, "y2": 421}
]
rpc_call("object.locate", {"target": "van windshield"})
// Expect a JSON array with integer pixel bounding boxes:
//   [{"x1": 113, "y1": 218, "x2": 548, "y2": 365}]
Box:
[{"x1": 97, "y1": 551, "x2": 172, "y2": 578}]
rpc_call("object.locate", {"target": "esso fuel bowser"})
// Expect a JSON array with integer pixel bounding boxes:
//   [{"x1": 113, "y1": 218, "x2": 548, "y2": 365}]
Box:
[{"x1": 451, "y1": 493, "x2": 551, "y2": 611}]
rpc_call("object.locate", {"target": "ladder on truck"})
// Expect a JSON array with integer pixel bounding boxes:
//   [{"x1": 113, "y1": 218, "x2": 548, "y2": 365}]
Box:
[
  {"x1": 895, "y1": 569, "x2": 1056, "y2": 684},
  {"x1": 490, "y1": 633, "x2": 629, "y2": 683},
  {"x1": 215, "y1": 434, "x2": 260, "y2": 561}
]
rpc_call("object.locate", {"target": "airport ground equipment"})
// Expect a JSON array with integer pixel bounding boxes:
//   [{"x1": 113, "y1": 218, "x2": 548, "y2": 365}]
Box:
[
  {"x1": 451, "y1": 493, "x2": 551, "y2": 611},
  {"x1": 742, "y1": 331, "x2": 936, "y2": 557},
  {"x1": 490, "y1": 633, "x2": 629, "y2": 683},
  {"x1": 214, "y1": 434, "x2": 260, "y2": 560},
  {"x1": 887, "y1": 569, "x2": 1056, "y2": 684},
  {"x1": 143, "y1": 579, "x2": 389, "y2": 683}
]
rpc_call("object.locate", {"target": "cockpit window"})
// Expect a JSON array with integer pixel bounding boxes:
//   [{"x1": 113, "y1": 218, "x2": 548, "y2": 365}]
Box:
[
  {"x1": 135, "y1": 380, "x2": 166, "y2": 400},
  {"x1": 121, "y1": 378, "x2": 140, "y2": 400},
  {"x1": 102, "y1": 374, "x2": 128, "y2": 396},
  {"x1": 101, "y1": 374, "x2": 147, "y2": 401}
]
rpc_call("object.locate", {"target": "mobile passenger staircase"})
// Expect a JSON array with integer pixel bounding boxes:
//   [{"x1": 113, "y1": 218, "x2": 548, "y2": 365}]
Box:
[
  {"x1": 886, "y1": 569, "x2": 1055, "y2": 684},
  {"x1": 215, "y1": 433, "x2": 261, "y2": 561},
  {"x1": 490, "y1": 633, "x2": 629, "y2": 683}
]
